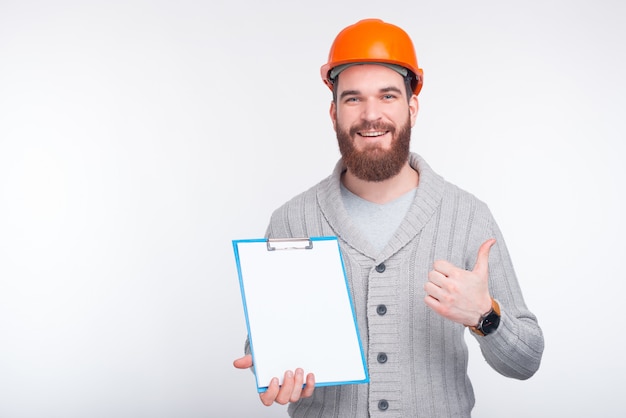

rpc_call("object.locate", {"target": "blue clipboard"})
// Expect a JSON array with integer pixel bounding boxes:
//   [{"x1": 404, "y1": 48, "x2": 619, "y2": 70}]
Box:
[{"x1": 232, "y1": 236, "x2": 369, "y2": 392}]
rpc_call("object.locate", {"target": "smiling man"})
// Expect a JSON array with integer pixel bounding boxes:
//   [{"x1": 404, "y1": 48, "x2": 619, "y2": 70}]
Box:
[
  {"x1": 234, "y1": 18, "x2": 544, "y2": 417},
  {"x1": 333, "y1": 63, "x2": 419, "y2": 202}
]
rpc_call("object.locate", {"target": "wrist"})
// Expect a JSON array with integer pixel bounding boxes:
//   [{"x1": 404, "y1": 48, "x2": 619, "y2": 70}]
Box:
[{"x1": 469, "y1": 298, "x2": 501, "y2": 336}]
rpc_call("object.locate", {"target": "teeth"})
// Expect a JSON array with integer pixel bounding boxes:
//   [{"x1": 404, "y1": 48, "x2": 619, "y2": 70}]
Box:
[{"x1": 360, "y1": 131, "x2": 386, "y2": 137}]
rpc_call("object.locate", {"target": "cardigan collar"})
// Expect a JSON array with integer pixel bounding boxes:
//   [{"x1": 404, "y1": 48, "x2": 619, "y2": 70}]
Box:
[{"x1": 317, "y1": 153, "x2": 446, "y2": 261}]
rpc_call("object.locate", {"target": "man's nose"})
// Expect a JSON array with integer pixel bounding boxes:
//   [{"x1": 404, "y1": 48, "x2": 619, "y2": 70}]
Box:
[{"x1": 360, "y1": 98, "x2": 383, "y2": 121}]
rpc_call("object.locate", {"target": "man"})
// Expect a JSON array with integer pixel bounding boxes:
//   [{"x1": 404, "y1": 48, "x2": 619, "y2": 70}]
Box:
[{"x1": 234, "y1": 18, "x2": 544, "y2": 417}]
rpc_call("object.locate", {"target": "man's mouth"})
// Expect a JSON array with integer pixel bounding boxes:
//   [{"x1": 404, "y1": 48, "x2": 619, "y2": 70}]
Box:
[{"x1": 358, "y1": 130, "x2": 388, "y2": 138}]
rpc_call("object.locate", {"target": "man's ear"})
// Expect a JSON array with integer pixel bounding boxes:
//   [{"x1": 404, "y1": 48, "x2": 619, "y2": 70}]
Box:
[
  {"x1": 329, "y1": 101, "x2": 338, "y2": 132},
  {"x1": 409, "y1": 95, "x2": 419, "y2": 127}
]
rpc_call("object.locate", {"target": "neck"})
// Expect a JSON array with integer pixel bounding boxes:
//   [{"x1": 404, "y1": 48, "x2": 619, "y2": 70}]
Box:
[{"x1": 342, "y1": 162, "x2": 419, "y2": 204}]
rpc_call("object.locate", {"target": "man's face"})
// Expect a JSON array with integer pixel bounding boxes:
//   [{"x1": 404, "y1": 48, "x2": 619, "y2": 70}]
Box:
[{"x1": 330, "y1": 64, "x2": 418, "y2": 182}]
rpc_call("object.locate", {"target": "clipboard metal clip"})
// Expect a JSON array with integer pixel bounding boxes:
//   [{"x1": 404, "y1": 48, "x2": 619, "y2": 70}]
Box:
[{"x1": 267, "y1": 238, "x2": 313, "y2": 251}]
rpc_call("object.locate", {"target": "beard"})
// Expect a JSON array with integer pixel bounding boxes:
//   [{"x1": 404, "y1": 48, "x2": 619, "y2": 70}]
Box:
[{"x1": 336, "y1": 117, "x2": 412, "y2": 182}]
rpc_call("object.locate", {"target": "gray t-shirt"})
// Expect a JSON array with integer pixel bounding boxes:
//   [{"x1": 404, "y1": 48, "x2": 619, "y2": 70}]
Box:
[{"x1": 340, "y1": 183, "x2": 417, "y2": 254}]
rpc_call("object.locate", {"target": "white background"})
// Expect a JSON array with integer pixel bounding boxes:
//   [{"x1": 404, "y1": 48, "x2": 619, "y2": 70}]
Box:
[{"x1": 1, "y1": 1, "x2": 624, "y2": 417}]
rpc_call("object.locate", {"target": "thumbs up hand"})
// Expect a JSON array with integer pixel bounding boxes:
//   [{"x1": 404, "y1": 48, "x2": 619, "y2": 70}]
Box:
[{"x1": 424, "y1": 239, "x2": 496, "y2": 326}]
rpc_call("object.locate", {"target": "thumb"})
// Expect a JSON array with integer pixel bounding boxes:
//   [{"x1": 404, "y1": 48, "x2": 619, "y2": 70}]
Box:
[
  {"x1": 472, "y1": 238, "x2": 496, "y2": 277},
  {"x1": 233, "y1": 354, "x2": 253, "y2": 369}
]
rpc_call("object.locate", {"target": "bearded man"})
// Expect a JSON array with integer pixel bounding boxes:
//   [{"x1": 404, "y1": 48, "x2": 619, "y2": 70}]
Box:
[{"x1": 234, "y1": 19, "x2": 544, "y2": 418}]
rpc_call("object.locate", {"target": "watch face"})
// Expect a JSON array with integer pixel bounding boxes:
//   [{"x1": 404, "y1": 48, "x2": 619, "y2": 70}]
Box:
[{"x1": 479, "y1": 311, "x2": 501, "y2": 335}]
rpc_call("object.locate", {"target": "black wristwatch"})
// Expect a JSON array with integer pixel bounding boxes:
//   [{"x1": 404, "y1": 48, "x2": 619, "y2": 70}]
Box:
[{"x1": 470, "y1": 299, "x2": 501, "y2": 336}]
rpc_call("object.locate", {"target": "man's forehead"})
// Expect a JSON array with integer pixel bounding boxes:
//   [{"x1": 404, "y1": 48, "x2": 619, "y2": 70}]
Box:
[{"x1": 336, "y1": 64, "x2": 406, "y2": 93}]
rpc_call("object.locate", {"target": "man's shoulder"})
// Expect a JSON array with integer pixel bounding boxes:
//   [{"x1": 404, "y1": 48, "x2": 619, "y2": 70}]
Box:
[
  {"x1": 410, "y1": 153, "x2": 489, "y2": 210},
  {"x1": 270, "y1": 174, "x2": 333, "y2": 216},
  {"x1": 441, "y1": 180, "x2": 491, "y2": 215},
  {"x1": 265, "y1": 175, "x2": 336, "y2": 238}
]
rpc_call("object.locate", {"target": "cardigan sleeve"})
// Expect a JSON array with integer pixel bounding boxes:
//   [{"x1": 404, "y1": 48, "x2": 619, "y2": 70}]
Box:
[{"x1": 470, "y1": 211, "x2": 545, "y2": 379}]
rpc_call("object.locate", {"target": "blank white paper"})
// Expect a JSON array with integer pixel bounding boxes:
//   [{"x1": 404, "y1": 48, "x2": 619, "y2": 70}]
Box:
[{"x1": 233, "y1": 237, "x2": 369, "y2": 391}]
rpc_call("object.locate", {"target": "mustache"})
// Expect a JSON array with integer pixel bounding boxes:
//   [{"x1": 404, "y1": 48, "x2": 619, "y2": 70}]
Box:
[{"x1": 349, "y1": 121, "x2": 396, "y2": 137}]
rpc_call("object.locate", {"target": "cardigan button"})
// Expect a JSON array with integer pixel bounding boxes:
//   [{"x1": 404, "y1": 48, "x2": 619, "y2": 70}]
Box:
[
  {"x1": 375, "y1": 263, "x2": 386, "y2": 273},
  {"x1": 376, "y1": 304, "x2": 387, "y2": 315},
  {"x1": 378, "y1": 399, "x2": 389, "y2": 411},
  {"x1": 377, "y1": 352, "x2": 388, "y2": 363}
]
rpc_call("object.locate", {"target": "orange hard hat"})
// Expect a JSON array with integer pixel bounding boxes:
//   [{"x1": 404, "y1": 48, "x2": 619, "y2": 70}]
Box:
[{"x1": 320, "y1": 19, "x2": 424, "y2": 95}]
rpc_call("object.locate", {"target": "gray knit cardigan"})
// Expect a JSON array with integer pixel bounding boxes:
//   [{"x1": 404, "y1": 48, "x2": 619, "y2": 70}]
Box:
[{"x1": 263, "y1": 153, "x2": 544, "y2": 417}]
